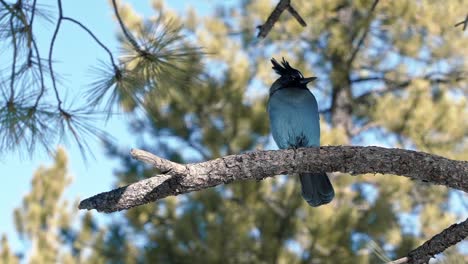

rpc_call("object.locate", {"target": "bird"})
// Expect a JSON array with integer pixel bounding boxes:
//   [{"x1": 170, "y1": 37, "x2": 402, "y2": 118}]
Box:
[{"x1": 267, "y1": 58, "x2": 334, "y2": 207}]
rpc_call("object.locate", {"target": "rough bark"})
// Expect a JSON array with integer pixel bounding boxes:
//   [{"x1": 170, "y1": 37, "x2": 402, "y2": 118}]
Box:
[
  {"x1": 79, "y1": 146, "x2": 467, "y2": 213},
  {"x1": 257, "y1": 0, "x2": 306, "y2": 38},
  {"x1": 407, "y1": 217, "x2": 468, "y2": 263},
  {"x1": 388, "y1": 217, "x2": 468, "y2": 264}
]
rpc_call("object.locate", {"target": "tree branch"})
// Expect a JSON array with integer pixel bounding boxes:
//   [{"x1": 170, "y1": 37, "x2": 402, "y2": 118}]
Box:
[
  {"x1": 257, "y1": 0, "x2": 307, "y2": 38},
  {"x1": 454, "y1": 14, "x2": 468, "y2": 30},
  {"x1": 79, "y1": 146, "x2": 467, "y2": 213},
  {"x1": 347, "y1": 0, "x2": 380, "y2": 67},
  {"x1": 111, "y1": 0, "x2": 140, "y2": 51},
  {"x1": 388, "y1": 217, "x2": 468, "y2": 264},
  {"x1": 78, "y1": 146, "x2": 468, "y2": 261},
  {"x1": 353, "y1": 72, "x2": 466, "y2": 105}
]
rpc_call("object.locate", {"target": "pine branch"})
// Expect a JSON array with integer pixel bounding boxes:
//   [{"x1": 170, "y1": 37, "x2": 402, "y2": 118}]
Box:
[
  {"x1": 78, "y1": 146, "x2": 468, "y2": 261},
  {"x1": 79, "y1": 146, "x2": 467, "y2": 212},
  {"x1": 257, "y1": 0, "x2": 307, "y2": 38},
  {"x1": 388, "y1": 217, "x2": 468, "y2": 264},
  {"x1": 111, "y1": 0, "x2": 140, "y2": 51},
  {"x1": 48, "y1": 0, "x2": 64, "y2": 110},
  {"x1": 62, "y1": 17, "x2": 118, "y2": 70}
]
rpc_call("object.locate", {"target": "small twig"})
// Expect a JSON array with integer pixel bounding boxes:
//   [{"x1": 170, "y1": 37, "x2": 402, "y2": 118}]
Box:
[
  {"x1": 130, "y1": 149, "x2": 187, "y2": 175},
  {"x1": 111, "y1": 0, "x2": 140, "y2": 51},
  {"x1": 9, "y1": 11, "x2": 18, "y2": 101},
  {"x1": 0, "y1": 0, "x2": 12, "y2": 11},
  {"x1": 347, "y1": 0, "x2": 380, "y2": 66},
  {"x1": 454, "y1": 14, "x2": 468, "y2": 30},
  {"x1": 386, "y1": 257, "x2": 408, "y2": 264},
  {"x1": 0, "y1": 0, "x2": 23, "y2": 22},
  {"x1": 257, "y1": 0, "x2": 307, "y2": 38},
  {"x1": 25, "y1": 0, "x2": 37, "y2": 65},
  {"x1": 32, "y1": 38, "x2": 45, "y2": 107},
  {"x1": 28, "y1": 0, "x2": 37, "y2": 29},
  {"x1": 62, "y1": 16, "x2": 119, "y2": 70},
  {"x1": 48, "y1": 0, "x2": 64, "y2": 110},
  {"x1": 351, "y1": 121, "x2": 379, "y2": 136},
  {"x1": 287, "y1": 4, "x2": 306, "y2": 27}
]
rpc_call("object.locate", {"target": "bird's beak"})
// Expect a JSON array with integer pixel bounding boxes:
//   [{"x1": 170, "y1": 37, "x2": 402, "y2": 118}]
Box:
[{"x1": 300, "y1": 77, "x2": 317, "y2": 84}]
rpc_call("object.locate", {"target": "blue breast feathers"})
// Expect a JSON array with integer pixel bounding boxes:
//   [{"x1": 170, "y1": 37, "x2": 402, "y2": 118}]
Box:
[{"x1": 268, "y1": 88, "x2": 320, "y2": 149}]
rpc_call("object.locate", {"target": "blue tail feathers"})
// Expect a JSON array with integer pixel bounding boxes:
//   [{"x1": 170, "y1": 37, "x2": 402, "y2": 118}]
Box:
[{"x1": 299, "y1": 172, "x2": 335, "y2": 207}]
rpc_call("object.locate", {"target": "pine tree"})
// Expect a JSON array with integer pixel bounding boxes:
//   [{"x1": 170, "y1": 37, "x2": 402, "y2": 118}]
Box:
[
  {"x1": 1, "y1": 149, "x2": 109, "y2": 264},
  {"x1": 0, "y1": 235, "x2": 19, "y2": 264}
]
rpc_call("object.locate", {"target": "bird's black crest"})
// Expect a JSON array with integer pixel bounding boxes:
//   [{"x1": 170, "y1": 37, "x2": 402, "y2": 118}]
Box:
[{"x1": 271, "y1": 57, "x2": 301, "y2": 77}]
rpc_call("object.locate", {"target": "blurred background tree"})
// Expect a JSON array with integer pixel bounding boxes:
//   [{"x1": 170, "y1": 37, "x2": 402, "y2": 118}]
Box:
[
  {"x1": 0, "y1": 149, "x2": 108, "y2": 264},
  {"x1": 1, "y1": 0, "x2": 467, "y2": 263}
]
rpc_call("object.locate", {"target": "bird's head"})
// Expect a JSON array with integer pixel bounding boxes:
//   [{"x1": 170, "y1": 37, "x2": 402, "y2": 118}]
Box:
[{"x1": 270, "y1": 58, "x2": 316, "y2": 94}]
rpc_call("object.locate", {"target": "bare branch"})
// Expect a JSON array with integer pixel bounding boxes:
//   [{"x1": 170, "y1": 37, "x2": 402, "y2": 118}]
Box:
[
  {"x1": 79, "y1": 146, "x2": 467, "y2": 213},
  {"x1": 257, "y1": 0, "x2": 307, "y2": 38},
  {"x1": 350, "y1": 121, "x2": 380, "y2": 136},
  {"x1": 111, "y1": 0, "x2": 140, "y2": 51},
  {"x1": 388, "y1": 217, "x2": 468, "y2": 264},
  {"x1": 347, "y1": 0, "x2": 380, "y2": 67},
  {"x1": 62, "y1": 17, "x2": 119, "y2": 71},
  {"x1": 353, "y1": 72, "x2": 466, "y2": 105},
  {"x1": 287, "y1": 4, "x2": 306, "y2": 27},
  {"x1": 454, "y1": 14, "x2": 468, "y2": 30},
  {"x1": 48, "y1": 0, "x2": 64, "y2": 110},
  {"x1": 130, "y1": 148, "x2": 186, "y2": 174}
]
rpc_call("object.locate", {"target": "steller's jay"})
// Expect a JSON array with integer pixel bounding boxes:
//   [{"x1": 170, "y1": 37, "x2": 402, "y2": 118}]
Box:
[{"x1": 267, "y1": 58, "x2": 334, "y2": 207}]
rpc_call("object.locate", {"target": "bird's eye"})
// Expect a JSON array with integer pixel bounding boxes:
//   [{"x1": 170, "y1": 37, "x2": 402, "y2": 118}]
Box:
[{"x1": 293, "y1": 71, "x2": 303, "y2": 79}]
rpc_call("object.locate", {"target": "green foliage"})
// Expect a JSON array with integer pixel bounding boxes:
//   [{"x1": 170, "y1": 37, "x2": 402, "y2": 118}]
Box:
[
  {"x1": 0, "y1": 235, "x2": 19, "y2": 264},
  {"x1": 1, "y1": 148, "x2": 109, "y2": 264}
]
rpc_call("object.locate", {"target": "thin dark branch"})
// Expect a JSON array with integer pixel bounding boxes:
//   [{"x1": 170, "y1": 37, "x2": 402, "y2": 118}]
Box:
[
  {"x1": 0, "y1": 0, "x2": 21, "y2": 21},
  {"x1": 48, "y1": 0, "x2": 63, "y2": 109},
  {"x1": 351, "y1": 121, "x2": 379, "y2": 136},
  {"x1": 32, "y1": 38, "x2": 45, "y2": 107},
  {"x1": 347, "y1": 0, "x2": 380, "y2": 66},
  {"x1": 257, "y1": 0, "x2": 307, "y2": 38},
  {"x1": 79, "y1": 146, "x2": 467, "y2": 212},
  {"x1": 350, "y1": 76, "x2": 384, "y2": 83},
  {"x1": 62, "y1": 16, "x2": 119, "y2": 70},
  {"x1": 454, "y1": 14, "x2": 468, "y2": 30},
  {"x1": 354, "y1": 73, "x2": 466, "y2": 104},
  {"x1": 9, "y1": 11, "x2": 17, "y2": 101},
  {"x1": 111, "y1": 0, "x2": 140, "y2": 51},
  {"x1": 28, "y1": 0, "x2": 37, "y2": 27},
  {"x1": 27, "y1": 0, "x2": 38, "y2": 64},
  {"x1": 388, "y1": 218, "x2": 468, "y2": 264},
  {"x1": 0, "y1": 0, "x2": 11, "y2": 10},
  {"x1": 287, "y1": 4, "x2": 306, "y2": 27}
]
